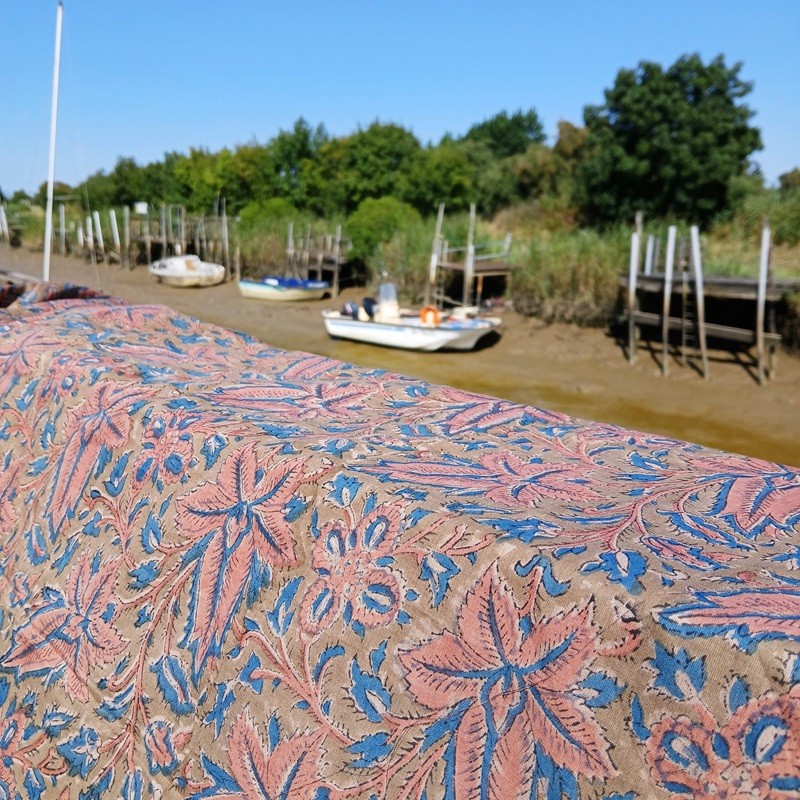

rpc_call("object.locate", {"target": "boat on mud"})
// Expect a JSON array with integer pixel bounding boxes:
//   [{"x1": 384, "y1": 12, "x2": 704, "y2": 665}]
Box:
[
  {"x1": 322, "y1": 281, "x2": 500, "y2": 352},
  {"x1": 238, "y1": 275, "x2": 329, "y2": 301},
  {"x1": 149, "y1": 255, "x2": 225, "y2": 288}
]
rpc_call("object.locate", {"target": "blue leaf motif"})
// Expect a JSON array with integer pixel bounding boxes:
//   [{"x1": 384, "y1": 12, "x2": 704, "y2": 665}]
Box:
[
  {"x1": 347, "y1": 731, "x2": 392, "y2": 768},
  {"x1": 583, "y1": 550, "x2": 647, "y2": 594},
  {"x1": 151, "y1": 655, "x2": 194, "y2": 716},
  {"x1": 266, "y1": 576, "x2": 303, "y2": 636},
  {"x1": 96, "y1": 685, "x2": 134, "y2": 722},
  {"x1": 350, "y1": 659, "x2": 391, "y2": 724},
  {"x1": 650, "y1": 642, "x2": 706, "y2": 700},
  {"x1": 420, "y1": 552, "x2": 460, "y2": 607}
]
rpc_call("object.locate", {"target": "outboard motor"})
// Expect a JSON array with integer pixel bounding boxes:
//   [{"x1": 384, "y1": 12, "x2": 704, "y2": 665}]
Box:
[
  {"x1": 341, "y1": 301, "x2": 359, "y2": 319},
  {"x1": 362, "y1": 297, "x2": 377, "y2": 320}
]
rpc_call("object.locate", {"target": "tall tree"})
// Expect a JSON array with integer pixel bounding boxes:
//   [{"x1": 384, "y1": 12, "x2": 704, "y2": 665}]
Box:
[
  {"x1": 578, "y1": 54, "x2": 762, "y2": 226},
  {"x1": 460, "y1": 109, "x2": 546, "y2": 160},
  {"x1": 401, "y1": 144, "x2": 473, "y2": 213},
  {"x1": 305, "y1": 123, "x2": 420, "y2": 215}
]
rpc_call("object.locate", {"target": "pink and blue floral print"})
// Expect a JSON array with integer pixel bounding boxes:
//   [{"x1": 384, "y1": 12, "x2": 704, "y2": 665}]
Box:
[{"x1": 0, "y1": 283, "x2": 798, "y2": 799}]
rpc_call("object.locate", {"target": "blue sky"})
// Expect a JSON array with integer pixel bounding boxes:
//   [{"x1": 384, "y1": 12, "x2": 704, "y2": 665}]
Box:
[{"x1": 2, "y1": 1, "x2": 798, "y2": 196}]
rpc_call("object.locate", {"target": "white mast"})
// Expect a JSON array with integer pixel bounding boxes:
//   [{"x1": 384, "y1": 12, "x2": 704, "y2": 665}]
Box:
[{"x1": 43, "y1": 1, "x2": 64, "y2": 282}]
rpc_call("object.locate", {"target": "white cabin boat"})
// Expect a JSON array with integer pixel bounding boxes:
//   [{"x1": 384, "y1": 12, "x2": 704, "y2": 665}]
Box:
[
  {"x1": 149, "y1": 255, "x2": 225, "y2": 288},
  {"x1": 238, "y1": 276, "x2": 329, "y2": 302}
]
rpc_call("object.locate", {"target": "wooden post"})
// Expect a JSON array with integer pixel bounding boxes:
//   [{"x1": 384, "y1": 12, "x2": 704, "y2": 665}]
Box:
[
  {"x1": 109, "y1": 209, "x2": 121, "y2": 262},
  {"x1": 661, "y1": 226, "x2": 677, "y2": 375},
  {"x1": 123, "y1": 206, "x2": 130, "y2": 268},
  {"x1": 756, "y1": 221, "x2": 771, "y2": 384},
  {"x1": 690, "y1": 226, "x2": 709, "y2": 378},
  {"x1": 144, "y1": 207, "x2": 152, "y2": 264},
  {"x1": 166, "y1": 204, "x2": 174, "y2": 252},
  {"x1": 425, "y1": 202, "x2": 445, "y2": 306},
  {"x1": 58, "y1": 203, "x2": 66, "y2": 255},
  {"x1": 463, "y1": 203, "x2": 476, "y2": 307},
  {"x1": 644, "y1": 235, "x2": 655, "y2": 276},
  {"x1": 0, "y1": 205, "x2": 8, "y2": 241},
  {"x1": 92, "y1": 210, "x2": 105, "y2": 263},
  {"x1": 287, "y1": 221, "x2": 295, "y2": 271},
  {"x1": 160, "y1": 204, "x2": 167, "y2": 257},
  {"x1": 85, "y1": 215, "x2": 95, "y2": 264},
  {"x1": 180, "y1": 206, "x2": 187, "y2": 256},
  {"x1": 332, "y1": 224, "x2": 342, "y2": 297},
  {"x1": 221, "y1": 199, "x2": 229, "y2": 279},
  {"x1": 627, "y1": 232, "x2": 641, "y2": 363},
  {"x1": 302, "y1": 224, "x2": 312, "y2": 277}
]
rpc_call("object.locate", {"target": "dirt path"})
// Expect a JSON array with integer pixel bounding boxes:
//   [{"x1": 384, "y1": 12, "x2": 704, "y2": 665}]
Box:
[{"x1": 4, "y1": 249, "x2": 799, "y2": 467}]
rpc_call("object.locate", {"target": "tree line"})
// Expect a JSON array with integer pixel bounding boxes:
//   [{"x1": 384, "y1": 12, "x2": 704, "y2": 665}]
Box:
[{"x1": 5, "y1": 53, "x2": 799, "y2": 240}]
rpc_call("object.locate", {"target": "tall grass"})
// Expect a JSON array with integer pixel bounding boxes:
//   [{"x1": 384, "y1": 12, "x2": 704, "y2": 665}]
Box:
[{"x1": 509, "y1": 228, "x2": 629, "y2": 324}]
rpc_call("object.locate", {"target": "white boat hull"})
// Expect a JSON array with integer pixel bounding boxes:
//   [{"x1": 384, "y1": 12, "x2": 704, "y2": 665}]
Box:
[
  {"x1": 238, "y1": 278, "x2": 328, "y2": 302},
  {"x1": 322, "y1": 311, "x2": 499, "y2": 351},
  {"x1": 149, "y1": 256, "x2": 225, "y2": 288}
]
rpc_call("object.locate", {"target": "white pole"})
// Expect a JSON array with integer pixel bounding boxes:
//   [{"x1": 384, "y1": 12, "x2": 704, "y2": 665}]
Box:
[{"x1": 43, "y1": 1, "x2": 64, "y2": 283}]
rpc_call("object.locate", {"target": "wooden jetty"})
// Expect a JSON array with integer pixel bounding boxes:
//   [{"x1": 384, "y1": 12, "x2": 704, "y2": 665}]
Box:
[
  {"x1": 622, "y1": 221, "x2": 798, "y2": 384},
  {"x1": 286, "y1": 222, "x2": 350, "y2": 297},
  {"x1": 47, "y1": 201, "x2": 233, "y2": 275},
  {"x1": 425, "y1": 202, "x2": 512, "y2": 308}
]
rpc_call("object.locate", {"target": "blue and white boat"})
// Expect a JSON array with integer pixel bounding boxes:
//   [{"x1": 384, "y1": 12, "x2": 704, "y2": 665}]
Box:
[{"x1": 238, "y1": 276, "x2": 329, "y2": 302}]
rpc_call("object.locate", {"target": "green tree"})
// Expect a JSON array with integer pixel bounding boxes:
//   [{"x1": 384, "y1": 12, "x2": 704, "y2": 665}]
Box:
[
  {"x1": 461, "y1": 109, "x2": 546, "y2": 159},
  {"x1": 110, "y1": 157, "x2": 148, "y2": 206},
  {"x1": 347, "y1": 196, "x2": 421, "y2": 262},
  {"x1": 779, "y1": 168, "x2": 800, "y2": 191},
  {"x1": 401, "y1": 144, "x2": 473, "y2": 213},
  {"x1": 32, "y1": 180, "x2": 75, "y2": 208},
  {"x1": 172, "y1": 147, "x2": 229, "y2": 213},
  {"x1": 578, "y1": 54, "x2": 762, "y2": 226},
  {"x1": 305, "y1": 123, "x2": 420, "y2": 216}
]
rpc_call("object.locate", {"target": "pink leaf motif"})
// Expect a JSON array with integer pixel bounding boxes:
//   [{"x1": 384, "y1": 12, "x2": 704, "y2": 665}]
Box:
[
  {"x1": 663, "y1": 586, "x2": 800, "y2": 642},
  {"x1": 213, "y1": 711, "x2": 328, "y2": 800},
  {"x1": 175, "y1": 444, "x2": 318, "y2": 674},
  {"x1": 2, "y1": 551, "x2": 126, "y2": 702},
  {"x1": 203, "y1": 382, "x2": 375, "y2": 423},
  {"x1": 47, "y1": 382, "x2": 154, "y2": 532},
  {"x1": 359, "y1": 451, "x2": 601, "y2": 509},
  {"x1": 400, "y1": 564, "x2": 613, "y2": 785}
]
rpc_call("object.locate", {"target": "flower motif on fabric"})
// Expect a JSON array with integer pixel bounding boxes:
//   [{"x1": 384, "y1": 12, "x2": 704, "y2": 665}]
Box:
[
  {"x1": 175, "y1": 443, "x2": 324, "y2": 675},
  {"x1": 206, "y1": 711, "x2": 329, "y2": 799},
  {"x1": 646, "y1": 693, "x2": 800, "y2": 797},
  {"x1": 134, "y1": 411, "x2": 195, "y2": 488},
  {"x1": 399, "y1": 564, "x2": 614, "y2": 797},
  {"x1": 298, "y1": 501, "x2": 406, "y2": 636},
  {"x1": 2, "y1": 551, "x2": 127, "y2": 701}
]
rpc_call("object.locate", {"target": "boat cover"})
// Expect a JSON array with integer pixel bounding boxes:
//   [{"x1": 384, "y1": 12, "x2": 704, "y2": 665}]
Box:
[{"x1": 0, "y1": 283, "x2": 798, "y2": 799}]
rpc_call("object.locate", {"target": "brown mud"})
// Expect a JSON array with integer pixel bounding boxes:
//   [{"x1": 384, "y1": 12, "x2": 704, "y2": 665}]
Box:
[{"x1": 4, "y1": 249, "x2": 799, "y2": 467}]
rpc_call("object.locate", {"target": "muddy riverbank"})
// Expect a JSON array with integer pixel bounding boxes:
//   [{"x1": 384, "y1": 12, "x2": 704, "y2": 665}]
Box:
[{"x1": 4, "y1": 249, "x2": 799, "y2": 467}]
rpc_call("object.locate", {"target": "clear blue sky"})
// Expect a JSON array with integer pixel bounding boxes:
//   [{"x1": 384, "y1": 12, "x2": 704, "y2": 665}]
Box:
[{"x1": 2, "y1": 1, "x2": 798, "y2": 196}]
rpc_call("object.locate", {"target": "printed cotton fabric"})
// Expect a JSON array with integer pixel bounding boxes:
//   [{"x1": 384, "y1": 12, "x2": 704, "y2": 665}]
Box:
[{"x1": 0, "y1": 284, "x2": 798, "y2": 799}]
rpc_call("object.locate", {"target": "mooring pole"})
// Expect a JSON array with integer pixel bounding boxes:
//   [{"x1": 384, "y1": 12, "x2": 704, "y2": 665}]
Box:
[{"x1": 43, "y1": 1, "x2": 64, "y2": 282}]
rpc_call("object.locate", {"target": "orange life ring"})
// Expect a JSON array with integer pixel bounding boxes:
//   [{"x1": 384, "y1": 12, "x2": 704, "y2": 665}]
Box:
[{"x1": 420, "y1": 306, "x2": 440, "y2": 326}]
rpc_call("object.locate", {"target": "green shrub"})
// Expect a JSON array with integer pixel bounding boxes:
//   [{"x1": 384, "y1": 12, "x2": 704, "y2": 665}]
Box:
[{"x1": 347, "y1": 197, "x2": 421, "y2": 264}]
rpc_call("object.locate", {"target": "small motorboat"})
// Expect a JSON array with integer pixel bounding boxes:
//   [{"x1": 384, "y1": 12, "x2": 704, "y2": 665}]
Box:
[
  {"x1": 149, "y1": 255, "x2": 225, "y2": 288},
  {"x1": 237, "y1": 276, "x2": 329, "y2": 302},
  {"x1": 321, "y1": 282, "x2": 500, "y2": 352}
]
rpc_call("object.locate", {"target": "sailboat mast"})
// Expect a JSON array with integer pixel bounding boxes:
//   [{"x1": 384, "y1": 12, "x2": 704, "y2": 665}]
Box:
[{"x1": 43, "y1": 0, "x2": 64, "y2": 282}]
